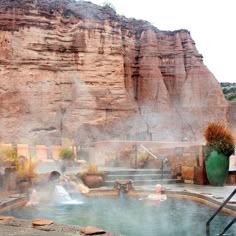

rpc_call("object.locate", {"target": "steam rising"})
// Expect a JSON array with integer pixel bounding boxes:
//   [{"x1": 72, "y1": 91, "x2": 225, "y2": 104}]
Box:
[{"x1": 5, "y1": 195, "x2": 236, "y2": 236}]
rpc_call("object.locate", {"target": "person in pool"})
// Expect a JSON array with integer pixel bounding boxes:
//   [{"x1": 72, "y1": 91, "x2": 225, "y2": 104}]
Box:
[
  {"x1": 26, "y1": 171, "x2": 62, "y2": 206},
  {"x1": 146, "y1": 184, "x2": 167, "y2": 201},
  {"x1": 25, "y1": 188, "x2": 40, "y2": 206}
]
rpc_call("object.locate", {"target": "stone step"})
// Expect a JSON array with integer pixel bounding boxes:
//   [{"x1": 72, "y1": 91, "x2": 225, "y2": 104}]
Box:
[
  {"x1": 105, "y1": 169, "x2": 171, "y2": 175},
  {"x1": 105, "y1": 173, "x2": 172, "y2": 181},
  {"x1": 102, "y1": 168, "x2": 177, "y2": 187},
  {"x1": 104, "y1": 179, "x2": 183, "y2": 187}
]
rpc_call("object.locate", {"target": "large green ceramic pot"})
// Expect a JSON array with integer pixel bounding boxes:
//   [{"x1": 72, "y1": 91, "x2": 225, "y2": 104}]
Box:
[{"x1": 205, "y1": 150, "x2": 229, "y2": 186}]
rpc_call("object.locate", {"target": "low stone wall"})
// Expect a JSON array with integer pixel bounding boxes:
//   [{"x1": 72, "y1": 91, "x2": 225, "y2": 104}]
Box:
[
  {"x1": 0, "y1": 194, "x2": 27, "y2": 215},
  {"x1": 1, "y1": 142, "x2": 236, "y2": 184},
  {"x1": 0, "y1": 143, "x2": 78, "y2": 161}
]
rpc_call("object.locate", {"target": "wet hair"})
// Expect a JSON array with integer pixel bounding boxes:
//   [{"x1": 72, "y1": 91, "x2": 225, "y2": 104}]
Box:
[{"x1": 48, "y1": 171, "x2": 61, "y2": 182}]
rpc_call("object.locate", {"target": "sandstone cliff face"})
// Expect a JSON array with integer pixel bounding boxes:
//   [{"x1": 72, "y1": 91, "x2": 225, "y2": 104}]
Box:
[
  {"x1": 0, "y1": 0, "x2": 228, "y2": 145},
  {"x1": 228, "y1": 101, "x2": 236, "y2": 135}
]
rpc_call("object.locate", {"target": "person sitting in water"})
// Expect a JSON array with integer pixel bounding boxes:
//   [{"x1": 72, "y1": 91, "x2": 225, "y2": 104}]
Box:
[
  {"x1": 146, "y1": 184, "x2": 167, "y2": 201},
  {"x1": 26, "y1": 171, "x2": 62, "y2": 206},
  {"x1": 25, "y1": 188, "x2": 40, "y2": 207},
  {"x1": 48, "y1": 170, "x2": 76, "y2": 203}
]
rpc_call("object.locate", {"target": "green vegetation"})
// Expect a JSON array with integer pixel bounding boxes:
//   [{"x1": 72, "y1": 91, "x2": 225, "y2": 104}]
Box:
[
  {"x1": 102, "y1": 1, "x2": 116, "y2": 11},
  {"x1": 59, "y1": 147, "x2": 75, "y2": 160},
  {"x1": 220, "y1": 82, "x2": 236, "y2": 101}
]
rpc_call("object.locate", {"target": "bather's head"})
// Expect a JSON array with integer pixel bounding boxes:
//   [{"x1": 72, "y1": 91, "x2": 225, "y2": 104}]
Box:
[
  {"x1": 155, "y1": 184, "x2": 162, "y2": 194},
  {"x1": 49, "y1": 171, "x2": 61, "y2": 182}
]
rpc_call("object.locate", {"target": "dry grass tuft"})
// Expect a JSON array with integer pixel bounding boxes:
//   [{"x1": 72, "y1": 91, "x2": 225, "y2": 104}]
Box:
[
  {"x1": 204, "y1": 121, "x2": 235, "y2": 145},
  {"x1": 17, "y1": 159, "x2": 38, "y2": 178},
  {"x1": 203, "y1": 121, "x2": 235, "y2": 157}
]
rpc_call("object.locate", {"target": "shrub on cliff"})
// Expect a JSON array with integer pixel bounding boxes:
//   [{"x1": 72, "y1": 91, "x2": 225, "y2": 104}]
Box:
[
  {"x1": 102, "y1": 1, "x2": 116, "y2": 12},
  {"x1": 220, "y1": 82, "x2": 236, "y2": 101}
]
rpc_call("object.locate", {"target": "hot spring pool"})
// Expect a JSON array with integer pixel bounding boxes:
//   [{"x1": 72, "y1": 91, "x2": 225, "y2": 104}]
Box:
[{"x1": 4, "y1": 195, "x2": 236, "y2": 236}]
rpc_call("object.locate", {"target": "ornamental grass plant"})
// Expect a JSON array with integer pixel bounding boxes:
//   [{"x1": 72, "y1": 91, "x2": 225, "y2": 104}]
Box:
[
  {"x1": 203, "y1": 121, "x2": 235, "y2": 158},
  {"x1": 80, "y1": 163, "x2": 104, "y2": 176},
  {"x1": 17, "y1": 159, "x2": 38, "y2": 179},
  {"x1": 0, "y1": 147, "x2": 19, "y2": 167}
]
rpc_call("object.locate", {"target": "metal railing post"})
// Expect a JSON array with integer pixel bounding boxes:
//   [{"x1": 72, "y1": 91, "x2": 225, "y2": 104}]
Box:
[{"x1": 161, "y1": 159, "x2": 164, "y2": 180}]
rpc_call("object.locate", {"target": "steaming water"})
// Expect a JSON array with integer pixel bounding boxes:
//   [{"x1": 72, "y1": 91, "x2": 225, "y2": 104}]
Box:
[
  {"x1": 4, "y1": 195, "x2": 235, "y2": 236},
  {"x1": 53, "y1": 185, "x2": 83, "y2": 205}
]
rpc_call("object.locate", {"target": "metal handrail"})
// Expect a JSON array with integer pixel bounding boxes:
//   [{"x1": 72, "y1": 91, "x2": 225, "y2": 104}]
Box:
[
  {"x1": 139, "y1": 145, "x2": 167, "y2": 179},
  {"x1": 218, "y1": 217, "x2": 236, "y2": 236},
  {"x1": 206, "y1": 188, "x2": 236, "y2": 236},
  {"x1": 140, "y1": 145, "x2": 158, "y2": 159}
]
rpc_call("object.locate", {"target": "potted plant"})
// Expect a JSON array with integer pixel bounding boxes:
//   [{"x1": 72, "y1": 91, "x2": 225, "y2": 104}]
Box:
[
  {"x1": 137, "y1": 151, "x2": 151, "y2": 168},
  {"x1": 0, "y1": 147, "x2": 19, "y2": 191},
  {"x1": 0, "y1": 147, "x2": 38, "y2": 192},
  {"x1": 59, "y1": 147, "x2": 75, "y2": 167},
  {"x1": 79, "y1": 163, "x2": 105, "y2": 188},
  {"x1": 17, "y1": 158, "x2": 38, "y2": 193},
  {"x1": 0, "y1": 147, "x2": 19, "y2": 167},
  {"x1": 203, "y1": 121, "x2": 235, "y2": 186}
]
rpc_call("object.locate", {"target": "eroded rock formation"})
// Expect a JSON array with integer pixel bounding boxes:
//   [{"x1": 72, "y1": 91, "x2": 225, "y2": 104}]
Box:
[
  {"x1": 0, "y1": 0, "x2": 229, "y2": 145},
  {"x1": 228, "y1": 101, "x2": 236, "y2": 135}
]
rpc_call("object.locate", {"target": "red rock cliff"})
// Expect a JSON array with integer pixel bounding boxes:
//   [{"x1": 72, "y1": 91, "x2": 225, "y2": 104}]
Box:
[{"x1": 0, "y1": 0, "x2": 228, "y2": 145}]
